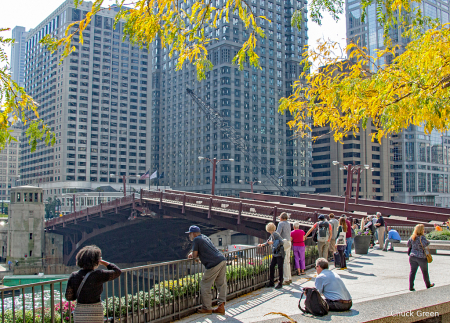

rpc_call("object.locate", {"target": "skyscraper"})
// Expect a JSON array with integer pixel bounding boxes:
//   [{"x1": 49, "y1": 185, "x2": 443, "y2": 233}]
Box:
[
  {"x1": 152, "y1": 0, "x2": 314, "y2": 196},
  {"x1": 20, "y1": 0, "x2": 153, "y2": 199},
  {"x1": 345, "y1": 0, "x2": 450, "y2": 206},
  {"x1": 10, "y1": 26, "x2": 28, "y2": 87}
]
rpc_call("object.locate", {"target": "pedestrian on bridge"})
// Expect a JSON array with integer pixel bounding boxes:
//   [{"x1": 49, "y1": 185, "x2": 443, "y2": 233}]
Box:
[
  {"x1": 305, "y1": 214, "x2": 332, "y2": 259},
  {"x1": 375, "y1": 212, "x2": 386, "y2": 250},
  {"x1": 277, "y1": 212, "x2": 292, "y2": 285},
  {"x1": 65, "y1": 245, "x2": 122, "y2": 323},
  {"x1": 328, "y1": 213, "x2": 339, "y2": 260},
  {"x1": 291, "y1": 221, "x2": 306, "y2": 275},
  {"x1": 258, "y1": 222, "x2": 285, "y2": 289},
  {"x1": 407, "y1": 224, "x2": 435, "y2": 291},
  {"x1": 186, "y1": 225, "x2": 227, "y2": 315}
]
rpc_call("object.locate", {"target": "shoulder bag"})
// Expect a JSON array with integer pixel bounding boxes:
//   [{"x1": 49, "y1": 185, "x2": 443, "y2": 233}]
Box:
[
  {"x1": 419, "y1": 237, "x2": 433, "y2": 264},
  {"x1": 76, "y1": 271, "x2": 94, "y2": 300}
]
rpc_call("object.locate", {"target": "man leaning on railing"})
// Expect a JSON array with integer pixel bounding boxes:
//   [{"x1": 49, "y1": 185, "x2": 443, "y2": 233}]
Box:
[{"x1": 186, "y1": 225, "x2": 227, "y2": 315}]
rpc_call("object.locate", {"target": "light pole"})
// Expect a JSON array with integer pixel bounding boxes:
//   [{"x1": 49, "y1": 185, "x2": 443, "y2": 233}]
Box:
[
  {"x1": 332, "y1": 161, "x2": 372, "y2": 210},
  {"x1": 198, "y1": 157, "x2": 234, "y2": 195},
  {"x1": 239, "y1": 179, "x2": 261, "y2": 193},
  {"x1": 109, "y1": 174, "x2": 141, "y2": 196}
]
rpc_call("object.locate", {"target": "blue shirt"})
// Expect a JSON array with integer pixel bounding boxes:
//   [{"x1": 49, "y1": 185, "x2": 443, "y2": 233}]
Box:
[
  {"x1": 388, "y1": 230, "x2": 401, "y2": 241},
  {"x1": 192, "y1": 235, "x2": 226, "y2": 269},
  {"x1": 315, "y1": 269, "x2": 352, "y2": 301}
]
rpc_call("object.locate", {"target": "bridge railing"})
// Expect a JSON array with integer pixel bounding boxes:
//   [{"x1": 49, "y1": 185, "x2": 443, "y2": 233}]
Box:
[
  {"x1": 141, "y1": 190, "x2": 317, "y2": 225},
  {"x1": 0, "y1": 241, "x2": 319, "y2": 323}
]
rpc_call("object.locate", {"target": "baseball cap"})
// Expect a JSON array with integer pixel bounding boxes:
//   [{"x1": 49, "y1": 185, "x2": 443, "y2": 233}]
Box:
[
  {"x1": 185, "y1": 225, "x2": 201, "y2": 233},
  {"x1": 318, "y1": 214, "x2": 325, "y2": 220}
]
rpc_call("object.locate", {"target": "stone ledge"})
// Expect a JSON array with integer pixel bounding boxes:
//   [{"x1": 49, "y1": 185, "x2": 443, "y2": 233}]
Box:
[{"x1": 261, "y1": 285, "x2": 450, "y2": 323}]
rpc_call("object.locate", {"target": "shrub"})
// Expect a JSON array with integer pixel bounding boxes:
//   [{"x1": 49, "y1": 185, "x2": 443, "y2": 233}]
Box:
[{"x1": 426, "y1": 230, "x2": 450, "y2": 240}]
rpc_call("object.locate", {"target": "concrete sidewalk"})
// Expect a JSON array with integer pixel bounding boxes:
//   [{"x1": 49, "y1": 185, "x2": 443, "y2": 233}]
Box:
[{"x1": 176, "y1": 247, "x2": 450, "y2": 323}]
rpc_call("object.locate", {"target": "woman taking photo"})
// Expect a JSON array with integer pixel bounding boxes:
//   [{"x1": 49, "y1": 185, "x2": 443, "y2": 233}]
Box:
[
  {"x1": 335, "y1": 217, "x2": 347, "y2": 270},
  {"x1": 258, "y1": 222, "x2": 285, "y2": 289},
  {"x1": 291, "y1": 221, "x2": 306, "y2": 275},
  {"x1": 407, "y1": 224, "x2": 435, "y2": 291},
  {"x1": 65, "y1": 245, "x2": 122, "y2": 322}
]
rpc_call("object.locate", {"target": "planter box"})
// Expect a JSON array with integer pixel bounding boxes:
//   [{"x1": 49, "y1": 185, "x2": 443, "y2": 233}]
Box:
[{"x1": 354, "y1": 235, "x2": 371, "y2": 254}]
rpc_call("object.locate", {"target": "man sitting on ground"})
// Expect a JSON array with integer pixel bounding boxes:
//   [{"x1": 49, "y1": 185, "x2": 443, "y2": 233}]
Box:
[
  {"x1": 383, "y1": 226, "x2": 401, "y2": 252},
  {"x1": 314, "y1": 258, "x2": 352, "y2": 311}
]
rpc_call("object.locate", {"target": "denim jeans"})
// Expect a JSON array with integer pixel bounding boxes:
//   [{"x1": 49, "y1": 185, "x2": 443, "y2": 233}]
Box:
[{"x1": 345, "y1": 237, "x2": 354, "y2": 258}]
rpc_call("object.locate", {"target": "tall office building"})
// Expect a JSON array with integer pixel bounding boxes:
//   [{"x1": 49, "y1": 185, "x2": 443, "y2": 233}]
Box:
[
  {"x1": 311, "y1": 124, "x2": 392, "y2": 201},
  {"x1": 20, "y1": 0, "x2": 153, "y2": 200},
  {"x1": 10, "y1": 26, "x2": 28, "y2": 87},
  {"x1": 345, "y1": 0, "x2": 450, "y2": 206},
  {"x1": 0, "y1": 127, "x2": 21, "y2": 203},
  {"x1": 152, "y1": 0, "x2": 314, "y2": 196}
]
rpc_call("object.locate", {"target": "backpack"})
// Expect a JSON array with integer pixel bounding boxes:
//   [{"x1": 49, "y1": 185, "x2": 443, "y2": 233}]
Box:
[
  {"x1": 312, "y1": 230, "x2": 318, "y2": 243},
  {"x1": 317, "y1": 221, "x2": 330, "y2": 243},
  {"x1": 299, "y1": 287, "x2": 329, "y2": 316}
]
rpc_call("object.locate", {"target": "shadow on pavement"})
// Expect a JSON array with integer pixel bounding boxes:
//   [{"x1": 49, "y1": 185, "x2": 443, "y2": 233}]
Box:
[
  {"x1": 296, "y1": 309, "x2": 360, "y2": 321},
  {"x1": 346, "y1": 269, "x2": 376, "y2": 276},
  {"x1": 352, "y1": 261, "x2": 373, "y2": 265},
  {"x1": 337, "y1": 274, "x2": 358, "y2": 280}
]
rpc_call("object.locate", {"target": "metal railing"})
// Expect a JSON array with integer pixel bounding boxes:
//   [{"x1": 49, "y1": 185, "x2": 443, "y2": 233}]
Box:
[{"x1": 0, "y1": 240, "x2": 319, "y2": 323}]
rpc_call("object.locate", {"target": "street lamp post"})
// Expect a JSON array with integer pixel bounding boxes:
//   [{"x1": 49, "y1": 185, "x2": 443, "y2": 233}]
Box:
[
  {"x1": 198, "y1": 157, "x2": 234, "y2": 195},
  {"x1": 239, "y1": 179, "x2": 261, "y2": 193},
  {"x1": 333, "y1": 161, "x2": 372, "y2": 210}
]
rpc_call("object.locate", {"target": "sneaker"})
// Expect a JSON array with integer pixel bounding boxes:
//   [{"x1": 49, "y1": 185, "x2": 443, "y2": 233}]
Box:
[
  {"x1": 212, "y1": 303, "x2": 225, "y2": 315},
  {"x1": 282, "y1": 281, "x2": 291, "y2": 285},
  {"x1": 428, "y1": 283, "x2": 435, "y2": 289},
  {"x1": 275, "y1": 284, "x2": 283, "y2": 289},
  {"x1": 266, "y1": 282, "x2": 275, "y2": 288},
  {"x1": 382, "y1": 249, "x2": 387, "y2": 252},
  {"x1": 339, "y1": 267, "x2": 347, "y2": 270},
  {"x1": 409, "y1": 288, "x2": 415, "y2": 291},
  {"x1": 388, "y1": 248, "x2": 394, "y2": 251}
]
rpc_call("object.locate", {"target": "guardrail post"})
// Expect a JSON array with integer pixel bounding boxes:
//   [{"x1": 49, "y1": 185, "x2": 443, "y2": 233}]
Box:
[
  {"x1": 182, "y1": 193, "x2": 186, "y2": 214},
  {"x1": 238, "y1": 202, "x2": 242, "y2": 224},
  {"x1": 272, "y1": 206, "x2": 277, "y2": 223},
  {"x1": 208, "y1": 197, "x2": 212, "y2": 219},
  {"x1": 159, "y1": 191, "x2": 163, "y2": 209},
  {"x1": 100, "y1": 203, "x2": 103, "y2": 217}
]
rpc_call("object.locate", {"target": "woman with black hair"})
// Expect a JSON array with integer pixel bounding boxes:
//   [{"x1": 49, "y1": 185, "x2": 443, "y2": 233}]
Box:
[{"x1": 65, "y1": 245, "x2": 122, "y2": 322}]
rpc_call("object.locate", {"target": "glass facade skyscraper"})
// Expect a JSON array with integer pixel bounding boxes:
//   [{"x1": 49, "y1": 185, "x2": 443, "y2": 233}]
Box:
[
  {"x1": 346, "y1": 0, "x2": 450, "y2": 206},
  {"x1": 151, "y1": 0, "x2": 314, "y2": 196}
]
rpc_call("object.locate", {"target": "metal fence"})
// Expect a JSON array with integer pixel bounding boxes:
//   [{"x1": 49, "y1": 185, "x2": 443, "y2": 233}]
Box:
[{"x1": 0, "y1": 240, "x2": 319, "y2": 323}]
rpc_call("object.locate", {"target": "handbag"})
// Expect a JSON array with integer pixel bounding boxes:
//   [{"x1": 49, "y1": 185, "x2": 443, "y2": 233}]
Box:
[
  {"x1": 336, "y1": 231, "x2": 346, "y2": 246},
  {"x1": 419, "y1": 237, "x2": 433, "y2": 264}
]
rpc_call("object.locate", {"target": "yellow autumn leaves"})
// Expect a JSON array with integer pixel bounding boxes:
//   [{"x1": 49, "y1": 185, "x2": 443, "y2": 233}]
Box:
[{"x1": 279, "y1": 22, "x2": 450, "y2": 143}]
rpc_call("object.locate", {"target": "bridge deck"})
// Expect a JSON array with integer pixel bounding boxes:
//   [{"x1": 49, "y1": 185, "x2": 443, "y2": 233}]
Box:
[{"x1": 177, "y1": 247, "x2": 450, "y2": 323}]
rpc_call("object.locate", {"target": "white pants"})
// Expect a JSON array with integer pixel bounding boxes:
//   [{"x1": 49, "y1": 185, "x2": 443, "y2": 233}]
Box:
[{"x1": 283, "y1": 242, "x2": 292, "y2": 282}]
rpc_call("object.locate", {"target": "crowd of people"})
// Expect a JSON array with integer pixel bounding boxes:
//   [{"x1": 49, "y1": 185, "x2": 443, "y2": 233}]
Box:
[{"x1": 62, "y1": 212, "x2": 442, "y2": 319}]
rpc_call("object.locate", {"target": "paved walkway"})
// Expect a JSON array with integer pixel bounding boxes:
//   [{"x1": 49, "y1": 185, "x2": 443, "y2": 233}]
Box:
[{"x1": 176, "y1": 247, "x2": 450, "y2": 323}]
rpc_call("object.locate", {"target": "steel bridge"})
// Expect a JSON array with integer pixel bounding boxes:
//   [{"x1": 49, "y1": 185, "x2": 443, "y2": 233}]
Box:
[{"x1": 45, "y1": 190, "x2": 448, "y2": 265}]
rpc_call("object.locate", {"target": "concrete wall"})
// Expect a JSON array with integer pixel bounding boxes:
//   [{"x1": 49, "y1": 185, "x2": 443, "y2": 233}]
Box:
[
  {"x1": 44, "y1": 233, "x2": 64, "y2": 264},
  {"x1": 209, "y1": 230, "x2": 258, "y2": 251}
]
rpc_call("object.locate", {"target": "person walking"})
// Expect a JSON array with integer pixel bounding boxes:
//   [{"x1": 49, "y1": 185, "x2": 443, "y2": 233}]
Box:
[
  {"x1": 65, "y1": 245, "x2": 122, "y2": 323},
  {"x1": 259, "y1": 222, "x2": 285, "y2": 289},
  {"x1": 335, "y1": 218, "x2": 348, "y2": 269},
  {"x1": 383, "y1": 226, "x2": 401, "y2": 251},
  {"x1": 372, "y1": 214, "x2": 379, "y2": 242},
  {"x1": 305, "y1": 214, "x2": 332, "y2": 259},
  {"x1": 7, "y1": 260, "x2": 11, "y2": 271},
  {"x1": 375, "y1": 212, "x2": 386, "y2": 249},
  {"x1": 186, "y1": 225, "x2": 227, "y2": 314},
  {"x1": 291, "y1": 221, "x2": 306, "y2": 275},
  {"x1": 328, "y1": 213, "x2": 339, "y2": 259},
  {"x1": 276, "y1": 212, "x2": 292, "y2": 285},
  {"x1": 407, "y1": 224, "x2": 435, "y2": 291}
]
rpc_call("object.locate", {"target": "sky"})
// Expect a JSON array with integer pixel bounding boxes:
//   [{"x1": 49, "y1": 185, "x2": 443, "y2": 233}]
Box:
[{"x1": 0, "y1": 0, "x2": 347, "y2": 66}]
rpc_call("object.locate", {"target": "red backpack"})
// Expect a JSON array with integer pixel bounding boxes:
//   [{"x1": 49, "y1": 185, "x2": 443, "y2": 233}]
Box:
[{"x1": 299, "y1": 287, "x2": 329, "y2": 316}]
